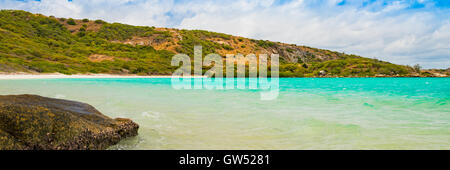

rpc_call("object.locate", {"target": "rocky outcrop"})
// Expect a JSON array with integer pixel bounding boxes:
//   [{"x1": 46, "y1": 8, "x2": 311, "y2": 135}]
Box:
[
  {"x1": 0, "y1": 95, "x2": 139, "y2": 150},
  {"x1": 318, "y1": 70, "x2": 327, "y2": 76}
]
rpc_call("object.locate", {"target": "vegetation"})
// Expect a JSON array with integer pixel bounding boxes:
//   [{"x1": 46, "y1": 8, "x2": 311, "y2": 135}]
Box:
[
  {"x1": 176, "y1": 30, "x2": 225, "y2": 56},
  {"x1": 0, "y1": 10, "x2": 430, "y2": 77},
  {"x1": 95, "y1": 19, "x2": 105, "y2": 24},
  {"x1": 278, "y1": 57, "x2": 412, "y2": 77},
  {"x1": 67, "y1": 18, "x2": 76, "y2": 25},
  {"x1": 0, "y1": 10, "x2": 175, "y2": 75},
  {"x1": 97, "y1": 23, "x2": 155, "y2": 40},
  {"x1": 413, "y1": 64, "x2": 422, "y2": 73},
  {"x1": 254, "y1": 40, "x2": 276, "y2": 48}
]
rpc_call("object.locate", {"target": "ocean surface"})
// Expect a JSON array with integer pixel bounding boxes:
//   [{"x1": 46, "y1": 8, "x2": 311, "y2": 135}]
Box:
[{"x1": 0, "y1": 78, "x2": 448, "y2": 149}]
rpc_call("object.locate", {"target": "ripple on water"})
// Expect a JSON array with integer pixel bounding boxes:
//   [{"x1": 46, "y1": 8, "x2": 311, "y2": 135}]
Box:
[{"x1": 0, "y1": 78, "x2": 448, "y2": 149}]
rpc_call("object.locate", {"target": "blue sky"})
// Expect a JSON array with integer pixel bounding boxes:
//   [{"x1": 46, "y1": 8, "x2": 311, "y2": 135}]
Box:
[{"x1": 1, "y1": 0, "x2": 449, "y2": 68}]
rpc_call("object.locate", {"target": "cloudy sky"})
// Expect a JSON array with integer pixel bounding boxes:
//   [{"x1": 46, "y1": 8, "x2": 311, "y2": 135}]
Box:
[{"x1": 1, "y1": 0, "x2": 449, "y2": 68}]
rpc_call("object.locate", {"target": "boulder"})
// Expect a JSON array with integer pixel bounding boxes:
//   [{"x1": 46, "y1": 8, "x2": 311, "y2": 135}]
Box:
[
  {"x1": 0, "y1": 94, "x2": 138, "y2": 150},
  {"x1": 319, "y1": 70, "x2": 327, "y2": 76}
]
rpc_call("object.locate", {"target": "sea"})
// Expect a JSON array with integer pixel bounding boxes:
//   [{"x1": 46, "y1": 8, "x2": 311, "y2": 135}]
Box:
[{"x1": 0, "y1": 78, "x2": 448, "y2": 149}]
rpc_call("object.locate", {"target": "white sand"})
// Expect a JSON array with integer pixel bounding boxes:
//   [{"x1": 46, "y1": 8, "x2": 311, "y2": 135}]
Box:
[{"x1": 0, "y1": 73, "x2": 205, "y2": 79}]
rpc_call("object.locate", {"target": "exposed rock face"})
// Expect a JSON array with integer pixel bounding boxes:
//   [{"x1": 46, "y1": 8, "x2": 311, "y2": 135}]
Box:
[{"x1": 0, "y1": 95, "x2": 139, "y2": 150}]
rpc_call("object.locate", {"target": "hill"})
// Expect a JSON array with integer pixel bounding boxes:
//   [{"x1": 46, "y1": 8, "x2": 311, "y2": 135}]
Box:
[{"x1": 0, "y1": 10, "x2": 447, "y2": 77}]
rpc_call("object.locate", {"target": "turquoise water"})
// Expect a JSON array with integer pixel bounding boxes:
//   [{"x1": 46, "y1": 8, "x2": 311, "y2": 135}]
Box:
[{"x1": 0, "y1": 78, "x2": 449, "y2": 149}]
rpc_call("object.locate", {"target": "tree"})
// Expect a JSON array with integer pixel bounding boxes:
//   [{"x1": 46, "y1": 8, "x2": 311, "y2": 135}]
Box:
[{"x1": 413, "y1": 64, "x2": 421, "y2": 73}]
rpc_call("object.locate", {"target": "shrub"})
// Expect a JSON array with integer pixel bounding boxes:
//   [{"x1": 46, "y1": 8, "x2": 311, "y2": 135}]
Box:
[
  {"x1": 82, "y1": 18, "x2": 89, "y2": 22},
  {"x1": 95, "y1": 19, "x2": 105, "y2": 24},
  {"x1": 222, "y1": 44, "x2": 233, "y2": 50},
  {"x1": 96, "y1": 23, "x2": 156, "y2": 40},
  {"x1": 67, "y1": 18, "x2": 76, "y2": 25},
  {"x1": 256, "y1": 40, "x2": 275, "y2": 48}
]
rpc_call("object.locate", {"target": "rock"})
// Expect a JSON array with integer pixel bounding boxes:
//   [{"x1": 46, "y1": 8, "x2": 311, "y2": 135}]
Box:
[
  {"x1": 120, "y1": 68, "x2": 130, "y2": 74},
  {"x1": 214, "y1": 40, "x2": 229, "y2": 46},
  {"x1": 319, "y1": 70, "x2": 327, "y2": 76},
  {"x1": 375, "y1": 74, "x2": 387, "y2": 77},
  {"x1": 0, "y1": 95, "x2": 139, "y2": 150}
]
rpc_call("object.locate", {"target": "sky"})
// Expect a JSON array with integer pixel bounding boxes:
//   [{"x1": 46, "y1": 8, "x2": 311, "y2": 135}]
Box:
[{"x1": 0, "y1": 0, "x2": 449, "y2": 68}]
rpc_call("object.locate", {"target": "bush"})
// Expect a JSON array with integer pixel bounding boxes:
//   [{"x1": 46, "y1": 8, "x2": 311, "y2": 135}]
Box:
[
  {"x1": 67, "y1": 18, "x2": 76, "y2": 25},
  {"x1": 96, "y1": 23, "x2": 156, "y2": 40},
  {"x1": 222, "y1": 44, "x2": 233, "y2": 50},
  {"x1": 82, "y1": 18, "x2": 89, "y2": 22},
  {"x1": 256, "y1": 40, "x2": 275, "y2": 48},
  {"x1": 95, "y1": 19, "x2": 105, "y2": 24}
]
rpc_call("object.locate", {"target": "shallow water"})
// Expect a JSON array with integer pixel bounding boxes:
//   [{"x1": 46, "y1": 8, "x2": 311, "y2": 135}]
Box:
[{"x1": 0, "y1": 78, "x2": 448, "y2": 149}]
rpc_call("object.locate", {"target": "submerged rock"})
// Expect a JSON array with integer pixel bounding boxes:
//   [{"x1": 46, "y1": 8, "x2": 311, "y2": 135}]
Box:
[{"x1": 0, "y1": 95, "x2": 138, "y2": 150}]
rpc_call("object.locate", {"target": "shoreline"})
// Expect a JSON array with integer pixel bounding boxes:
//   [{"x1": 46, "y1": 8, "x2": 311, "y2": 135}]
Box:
[
  {"x1": 0, "y1": 73, "x2": 448, "y2": 80},
  {"x1": 0, "y1": 73, "x2": 203, "y2": 79}
]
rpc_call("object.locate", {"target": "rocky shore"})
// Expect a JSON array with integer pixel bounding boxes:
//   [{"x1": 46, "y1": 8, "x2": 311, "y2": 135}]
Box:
[{"x1": 0, "y1": 95, "x2": 139, "y2": 150}]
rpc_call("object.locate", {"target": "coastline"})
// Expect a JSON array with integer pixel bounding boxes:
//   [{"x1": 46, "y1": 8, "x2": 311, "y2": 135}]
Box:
[
  {"x1": 0, "y1": 73, "x2": 207, "y2": 79},
  {"x1": 0, "y1": 72, "x2": 448, "y2": 80}
]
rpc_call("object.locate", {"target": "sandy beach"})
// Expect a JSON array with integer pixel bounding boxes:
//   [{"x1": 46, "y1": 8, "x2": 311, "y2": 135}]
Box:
[{"x1": 0, "y1": 73, "x2": 205, "y2": 79}]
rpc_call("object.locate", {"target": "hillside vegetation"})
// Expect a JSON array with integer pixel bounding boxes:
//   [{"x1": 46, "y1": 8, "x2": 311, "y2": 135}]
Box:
[{"x1": 0, "y1": 10, "x2": 447, "y2": 77}]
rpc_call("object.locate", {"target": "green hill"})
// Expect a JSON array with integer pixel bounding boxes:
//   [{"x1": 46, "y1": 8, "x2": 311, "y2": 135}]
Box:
[{"x1": 0, "y1": 10, "x2": 443, "y2": 77}]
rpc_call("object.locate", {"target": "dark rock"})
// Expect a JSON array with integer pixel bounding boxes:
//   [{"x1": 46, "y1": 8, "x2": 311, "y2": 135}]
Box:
[{"x1": 0, "y1": 95, "x2": 139, "y2": 150}]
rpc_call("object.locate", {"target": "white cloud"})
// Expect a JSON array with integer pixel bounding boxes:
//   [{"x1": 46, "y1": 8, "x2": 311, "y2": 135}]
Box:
[{"x1": 0, "y1": 0, "x2": 449, "y2": 68}]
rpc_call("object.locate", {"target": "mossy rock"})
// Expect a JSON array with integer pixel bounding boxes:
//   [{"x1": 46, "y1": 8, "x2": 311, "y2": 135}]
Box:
[{"x1": 0, "y1": 95, "x2": 139, "y2": 150}]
